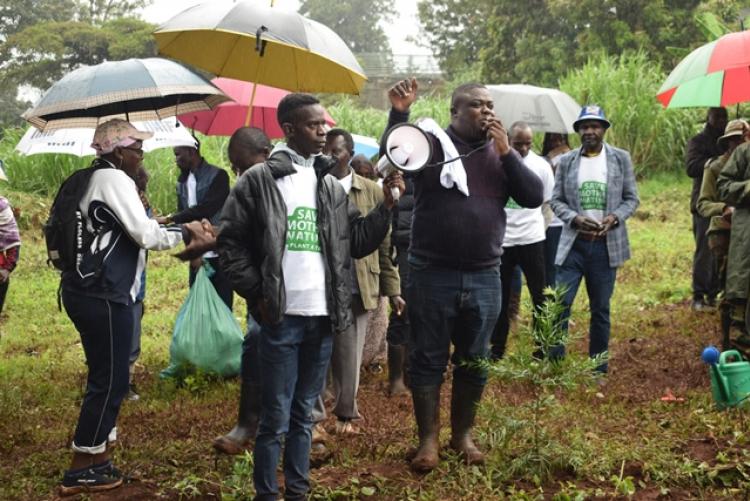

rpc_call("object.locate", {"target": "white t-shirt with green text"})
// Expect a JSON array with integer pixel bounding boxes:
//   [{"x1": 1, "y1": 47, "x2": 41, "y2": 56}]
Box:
[
  {"x1": 577, "y1": 151, "x2": 608, "y2": 222},
  {"x1": 275, "y1": 157, "x2": 329, "y2": 316},
  {"x1": 503, "y1": 151, "x2": 555, "y2": 247}
]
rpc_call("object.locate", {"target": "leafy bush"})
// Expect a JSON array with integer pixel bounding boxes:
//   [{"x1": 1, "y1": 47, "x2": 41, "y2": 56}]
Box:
[
  {"x1": 480, "y1": 287, "x2": 604, "y2": 483},
  {"x1": 559, "y1": 52, "x2": 704, "y2": 175}
]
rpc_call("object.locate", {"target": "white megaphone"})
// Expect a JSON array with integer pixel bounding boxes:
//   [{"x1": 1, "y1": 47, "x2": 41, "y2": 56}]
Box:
[{"x1": 377, "y1": 123, "x2": 432, "y2": 201}]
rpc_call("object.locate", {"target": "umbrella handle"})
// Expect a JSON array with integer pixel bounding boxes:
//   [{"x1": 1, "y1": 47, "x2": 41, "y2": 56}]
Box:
[
  {"x1": 245, "y1": 27, "x2": 268, "y2": 127},
  {"x1": 245, "y1": 81, "x2": 260, "y2": 127},
  {"x1": 256, "y1": 26, "x2": 268, "y2": 57}
]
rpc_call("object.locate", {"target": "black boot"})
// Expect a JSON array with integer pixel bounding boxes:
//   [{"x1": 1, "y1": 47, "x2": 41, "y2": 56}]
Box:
[
  {"x1": 410, "y1": 385, "x2": 441, "y2": 472},
  {"x1": 449, "y1": 379, "x2": 485, "y2": 465},
  {"x1": 387, "y1": 343, "x2": 409, "y2": 396},
  {"x1": 213, "y1": 383, "x2": 261, "y2": 455}
]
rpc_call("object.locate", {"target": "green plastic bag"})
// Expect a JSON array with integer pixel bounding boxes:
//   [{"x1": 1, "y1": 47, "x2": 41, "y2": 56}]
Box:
[{"x1": 161, "y1": 262, "x2": 243, "y2": 379}]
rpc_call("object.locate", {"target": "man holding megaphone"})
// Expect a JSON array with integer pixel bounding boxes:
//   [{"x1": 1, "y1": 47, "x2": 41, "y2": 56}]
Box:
[{"x1": 381, "y1": 78, "x2": 544, "y2": 472}]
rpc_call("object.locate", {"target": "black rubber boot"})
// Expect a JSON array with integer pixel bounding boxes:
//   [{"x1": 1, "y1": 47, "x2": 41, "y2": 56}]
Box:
[
  {"x1": 387, "y1": 343, "x2": 409, "y2": 396},
  {"x1": 410, "y1": 385, "x2": 441, "y2": 472},
  {"x1": 448, "y1": 379, "x2": 485, "y2": 465},
  {"x1": 213, "y1": 383, "x2": 261, "y2": 455}
]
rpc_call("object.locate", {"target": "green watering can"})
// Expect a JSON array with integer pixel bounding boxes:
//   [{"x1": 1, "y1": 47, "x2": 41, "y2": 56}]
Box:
[{"x1": 703, "y1": 348, "x2": 750, "y2": 410}]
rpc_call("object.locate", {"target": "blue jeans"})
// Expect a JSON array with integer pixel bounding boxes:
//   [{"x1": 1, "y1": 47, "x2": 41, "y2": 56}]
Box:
[
  {"x1": 253, "y1": 315, "x2": 333, "y2": 501},
  {"x1": 554, "y1": 238, "x2": 617, "y2": 372},
  {"x1": 406, "y1": 255, "x2": 502, "y2": 387},
  {"x1": 544, "y1": 225, "x2": 562, "y2": 287}
]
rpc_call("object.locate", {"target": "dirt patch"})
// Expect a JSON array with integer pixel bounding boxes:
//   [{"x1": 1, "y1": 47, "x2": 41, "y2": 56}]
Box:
[
  {"x1": 4, "y1": 301, "x2": 737, "y2": 500},
  {"x1": 604, "y1": 301, "x2": 716, "y2": 403}
]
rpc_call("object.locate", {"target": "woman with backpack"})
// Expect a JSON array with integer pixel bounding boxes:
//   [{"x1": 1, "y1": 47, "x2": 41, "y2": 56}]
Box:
[{"x1": 58, "y1": 119, "x2": 183, "y2": 496}]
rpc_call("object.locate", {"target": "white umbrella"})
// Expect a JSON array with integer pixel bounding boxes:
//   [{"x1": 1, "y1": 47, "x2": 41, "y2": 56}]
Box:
[
  {"x1": 485, "y1": 84, "x2": 582, "y2": 134},
  {"x1": 15, "y1": 119, "x2": 197, "y2": 157},
  {"x1": 352, "y1": 134, "x2": 380, "y2": 159}
]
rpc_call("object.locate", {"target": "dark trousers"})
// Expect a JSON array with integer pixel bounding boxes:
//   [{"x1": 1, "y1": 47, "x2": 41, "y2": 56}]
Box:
[
  {"x1": 0, "y1": 279, "x2": 8, "y2": 315},
  {"x1": 544, "y1": 226, "x2": 563, "y2": 287},
  {"x1": 189, "y1": 257, "x2": 234, "y2": 311},
  {"x1": 62, "y1": 290, "x2": 133, "y2": 453},
  {"x1": 241, "y1": 310, "x2": 262, "y2": 386},
  {"x1": 129, "y1": 300, "x2": 143, "y2": 368},
  {"x1": 491, "y1": 241, "x2": 547, "y2": 359},
  {"x1": 406, "y1": 255, "x2": 501, "y2": 387},
  {"x1": 692, "y1": 214, "x2": 719, "y2": 301},
  {"x1": 386, "y1": 247, "x2": 410, "y2": 347}
]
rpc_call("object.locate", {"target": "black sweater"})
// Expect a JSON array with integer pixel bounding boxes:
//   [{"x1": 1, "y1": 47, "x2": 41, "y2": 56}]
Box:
[
  {"x1": 383, "y1": 109, "x2": 544, "y2": 270},
  {"x1": 686, "y1": 125, "x2": 723, "y2": 214}
]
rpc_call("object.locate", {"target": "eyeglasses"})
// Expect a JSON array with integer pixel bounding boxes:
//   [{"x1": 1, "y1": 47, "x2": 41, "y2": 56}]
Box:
[{"x1": 122, "y1": 145, "x2": 144, "y2": 157}]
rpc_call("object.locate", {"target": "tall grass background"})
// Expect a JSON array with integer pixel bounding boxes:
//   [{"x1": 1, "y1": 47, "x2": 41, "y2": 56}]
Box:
[{"x1": 2, "y1": 51, "x2": 747, "y2": 214}]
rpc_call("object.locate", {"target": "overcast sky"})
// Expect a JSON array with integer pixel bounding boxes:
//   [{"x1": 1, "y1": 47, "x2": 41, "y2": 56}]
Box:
[{"x1": 141, "y1": 0, "x2": 431, "y2": 56}]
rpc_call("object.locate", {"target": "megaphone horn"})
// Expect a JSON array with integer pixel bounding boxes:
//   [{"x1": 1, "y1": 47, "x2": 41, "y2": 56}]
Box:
[{"x1": 376, "y1": 123, "x2": 432, "y2": 201}]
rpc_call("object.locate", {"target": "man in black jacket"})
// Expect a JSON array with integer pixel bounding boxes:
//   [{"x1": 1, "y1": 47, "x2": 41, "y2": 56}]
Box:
[
  {"x1": 217, "y1": 93, "x2": 403, "y2": 501},
  {"x1": 383, "y1": 79, "x2": 544, "y2": 472},
  {"x1": 686, "y1": 107, "x2": 727, "y2": 311}
]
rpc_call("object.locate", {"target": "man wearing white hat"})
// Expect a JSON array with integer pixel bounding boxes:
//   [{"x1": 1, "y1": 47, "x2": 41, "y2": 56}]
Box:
[
  {"x1": 550, "y1": 105, "x2": 640, "y2": 373},
  {"x1": 158, "y1": 140, "x2": 232, "y2": 309}
]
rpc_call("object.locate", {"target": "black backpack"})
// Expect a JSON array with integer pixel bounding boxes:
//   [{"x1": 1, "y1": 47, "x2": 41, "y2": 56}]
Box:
[{"x1": 44, "y1": 163, "x2": 108, "y2": 272}]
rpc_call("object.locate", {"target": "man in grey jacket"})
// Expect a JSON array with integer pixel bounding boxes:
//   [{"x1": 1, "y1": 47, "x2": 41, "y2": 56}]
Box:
[
  {"x1": 217, "y1": 93, "x2": 403, "y2": 501},
  {"x1": 550, "y1": 105, "x2": 640, "y2": 373}
]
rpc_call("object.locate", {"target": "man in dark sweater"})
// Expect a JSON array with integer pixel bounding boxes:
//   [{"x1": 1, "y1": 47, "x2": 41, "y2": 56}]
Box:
[
  {"x1": 157, "y1": 142, "x2": 233, "y2": 309},
  {"x1": 686, "y1": 107, "x2": 727, "y2": 311},
  {"x1": 383, "y1": 78, "x2": 543, "y2": 472}
]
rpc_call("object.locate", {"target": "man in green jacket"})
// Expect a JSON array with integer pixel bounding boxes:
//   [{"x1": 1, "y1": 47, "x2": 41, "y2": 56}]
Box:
[
  {"x1": 717, "y1": 130, "x2": 750, "y2": 339},
  {"x1": 312, "y1": 128, "x2": 404, "y2": 436},
  {"x1": 698, "y1": 119, "x2": 749, "y2": 347}
]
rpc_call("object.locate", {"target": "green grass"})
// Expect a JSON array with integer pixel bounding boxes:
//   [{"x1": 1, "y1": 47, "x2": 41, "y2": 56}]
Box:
[{"x1": 0, "y1": 173, "x2": 748, "y2": 500}]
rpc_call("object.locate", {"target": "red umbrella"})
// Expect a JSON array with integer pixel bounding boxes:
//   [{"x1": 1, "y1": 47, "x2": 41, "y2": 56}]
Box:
[
  {"x1": 657, "y1": 30, "x2": 750, "y2": 108},
  {"x1": 178, "y1": 77, "x2": 336, "y2": 138}
]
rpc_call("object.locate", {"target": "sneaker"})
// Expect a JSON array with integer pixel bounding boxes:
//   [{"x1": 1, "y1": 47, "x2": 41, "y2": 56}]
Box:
[
  {"x1": 312, "y1": 423, "x2": 329, "y2": 444},
  {"x1": 692, "y1": 298, "x2": 717, "y2": 312},
  {"x1": 59, "y1": 466, "x2": 123, "y2": 496},
  {"x1": 126, "y1": 384, "x2": 140, "y2": 401},
  {"x1": 367, "y1": 363, "x2": 383, "y2": 374},
  {"x1": 92, "y1": 460, "x2": 131, "y2": 481},
  {"x1": 334, "y1": 419, "x2": 361, "y2": 435}
]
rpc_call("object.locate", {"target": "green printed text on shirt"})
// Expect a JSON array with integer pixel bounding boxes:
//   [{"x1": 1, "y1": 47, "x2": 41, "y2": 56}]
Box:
[
  {"x1": 506, "y1": 197, "x2": 521, "y2": 209},
  {"x1": 580, "y1": 181, "x2": 607, "y2": 211},
  {"x1": 287, "y1": 207, "x2": 320, "y2": 252}
]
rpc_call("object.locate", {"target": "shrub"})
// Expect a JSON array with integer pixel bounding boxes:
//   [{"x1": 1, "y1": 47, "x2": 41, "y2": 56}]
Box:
[{"x1": 479, "y1": 287, "x2": 605, "y2": 483}]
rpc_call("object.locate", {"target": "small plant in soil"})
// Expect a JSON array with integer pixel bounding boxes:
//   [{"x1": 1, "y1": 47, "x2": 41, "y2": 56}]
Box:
[{"x1": 479, "y1": 286, "x2": 607, "y2": 484}]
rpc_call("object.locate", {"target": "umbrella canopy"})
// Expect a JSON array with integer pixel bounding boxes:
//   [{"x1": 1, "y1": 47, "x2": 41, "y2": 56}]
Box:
[
  {"x1": 22, "y1": 58, "x2": 230, "y2": 130},
  {"x1": 153, "y1": 1, "x2": 367, "y2": 95},
  {"x1": 351, "y1": 134, "x2": 380, "y2": 159},
  {"x1": 657, "y1": 31, "x2": 750, "y2": 108},
  {"x1": 485, "y1": 84, "x2": 582, "y2": 134},
  {"x1": 177, "y1": 78, "x2": 335, "y2": 138},
  {"x1": 15, "y1": 119, "x2": 197, "y2": 157}
]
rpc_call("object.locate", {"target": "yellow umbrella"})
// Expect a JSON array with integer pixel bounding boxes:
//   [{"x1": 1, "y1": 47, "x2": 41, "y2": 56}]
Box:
[{"x1": 153, "y1": 1, "x2": 367, "y2": 105}]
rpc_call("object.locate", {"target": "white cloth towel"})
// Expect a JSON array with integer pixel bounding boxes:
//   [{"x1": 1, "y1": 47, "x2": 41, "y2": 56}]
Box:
[{"x1": 416, "y1": 118, "x2": 469, "y2": 196}]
